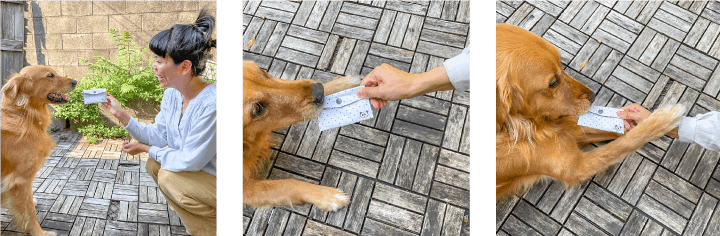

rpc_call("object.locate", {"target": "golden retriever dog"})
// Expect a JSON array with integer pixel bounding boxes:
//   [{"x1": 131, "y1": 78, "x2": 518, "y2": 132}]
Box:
[
  {"x1": 496, "y1": 23, "x2": 684, "y2": 201},
  {"x1": 243, "y1": 61, "x2": 360, "y2": 211},
  {"x1": 1, "y1": 65, "x2": 76, "y2": 236}
]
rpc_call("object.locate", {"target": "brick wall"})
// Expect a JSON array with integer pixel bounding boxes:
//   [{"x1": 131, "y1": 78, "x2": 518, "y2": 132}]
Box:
[{"x1": 24, "y1": 1, "x2": 217, "y2": 80}]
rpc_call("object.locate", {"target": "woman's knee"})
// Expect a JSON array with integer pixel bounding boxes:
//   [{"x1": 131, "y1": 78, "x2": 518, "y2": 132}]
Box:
[
  {"x1": 157, "y1": 171, "x2": 216, "y2": 216},
  {"x1": 145, "y1": 158, "x2": 161, "y2": 178},
  {"x1": 178, "y1": 195, "x2": 216, "y2": 217}
]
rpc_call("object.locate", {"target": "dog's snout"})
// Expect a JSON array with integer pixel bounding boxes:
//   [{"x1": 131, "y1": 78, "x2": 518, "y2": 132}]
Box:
[
  {"x1": 71, "y1": 80, "x2": 77, "y2": 87},
  {"x1": 311, "y1": 83, "x2": 324, "y2": 105},
  {"x1": 588, "y1": 90, "x2": 596, "y2": 103}
]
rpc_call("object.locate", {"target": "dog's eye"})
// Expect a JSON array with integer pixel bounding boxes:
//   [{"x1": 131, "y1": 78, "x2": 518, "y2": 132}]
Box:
[
  {"x1": 253, "y1": 103, "x2": 266, "y2": 117},
  {"x1": 549, "y1": 77, "x2": 558, "y2": 88},
  {"x1": 48, "y1": 73, "x2": 54, "y2": 78}
]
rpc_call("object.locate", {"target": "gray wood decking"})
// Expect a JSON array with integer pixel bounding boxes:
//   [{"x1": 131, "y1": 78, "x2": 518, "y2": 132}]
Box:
[
  {"x1": 243, "y1": 1, "x2": 470, "y2": 236},
  {"x1": 498, "y1": 1, "x2": 720, "y2": 235},
  {"x1": 1, "y1": 132, "x2": 190, "y2": 236}
]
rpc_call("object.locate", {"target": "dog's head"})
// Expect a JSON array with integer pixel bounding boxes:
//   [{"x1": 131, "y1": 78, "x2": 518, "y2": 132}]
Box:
[
  {"x1": 2, "y1": 65, "x2": 77, "y2": 108},
  {"x1": 496, "y1": 23, "x2": 594, "y2": 135},
  {"x1": 243, "y1": 61, "x2": 325, "y2": 144}
]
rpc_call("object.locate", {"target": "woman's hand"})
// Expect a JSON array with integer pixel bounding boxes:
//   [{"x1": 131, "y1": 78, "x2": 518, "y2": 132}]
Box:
[
  {"x1": 617, "y1": 103, "x2": 680, "y2": 138},
  {"x1": 122, "y1": 141, "x2": 150, "y2": 156},
  {"x1": 357, "y1": 64, "x2": 455, "y2": 109},
  {"x1": 356, "y1": 64, "x2": 416, "y2": 109},
  {"x1": 101, "y1": 93, "x2": 131, "y2": 126},
  {"x1": 617, "y1": 103, "x2": 652, "y2": 131}
]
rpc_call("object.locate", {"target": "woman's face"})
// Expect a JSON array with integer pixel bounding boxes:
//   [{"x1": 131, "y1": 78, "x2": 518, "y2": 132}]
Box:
[{"x1": 152, "y1": 55, "x2": 183, "y2": 88}]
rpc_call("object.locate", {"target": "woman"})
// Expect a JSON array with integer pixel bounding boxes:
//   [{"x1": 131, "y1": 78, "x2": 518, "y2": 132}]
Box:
[{"x1": 101, "y1": 9, "x2": 217, "y2": 236}]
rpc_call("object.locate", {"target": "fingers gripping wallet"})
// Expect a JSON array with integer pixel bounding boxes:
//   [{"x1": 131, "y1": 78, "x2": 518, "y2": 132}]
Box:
[
  {"x1": 318, "y1": 86, "x2": 373, "y2": 131},
  {"x1": 577, "y1": 106, "x2": 625, "y2": 134},
  {"x1": 83, "y1": 89, "x2": 107, "y2": 104}
]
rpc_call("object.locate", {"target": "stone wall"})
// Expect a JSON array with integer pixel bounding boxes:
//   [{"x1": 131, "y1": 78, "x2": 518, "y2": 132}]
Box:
[{"x1": 24, "y1": 1, "x2": 217, "y2": 79}]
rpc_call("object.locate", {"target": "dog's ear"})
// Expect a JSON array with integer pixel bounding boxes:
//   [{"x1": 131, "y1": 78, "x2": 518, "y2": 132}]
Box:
[
  {"x1": 496, "y1": 65, "x2": 515, "y2": 132},
  {"x1": 2, "y1": 73, "x2": 32, "y2": 107},
  {"x1": 497, "y1": 64, "x2": 535, "y2": 142}
]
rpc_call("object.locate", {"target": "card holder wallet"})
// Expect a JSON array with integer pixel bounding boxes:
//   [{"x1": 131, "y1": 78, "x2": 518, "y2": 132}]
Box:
[
  {"x1": 83, "y1": 88, "x2": 107, "y2": 105},
  {"x1": 318, "y1": 86, "x2": 374, "y2": 131},
  {"x1": 577, "y1": 106, "x2": 625, "y2": 134}
]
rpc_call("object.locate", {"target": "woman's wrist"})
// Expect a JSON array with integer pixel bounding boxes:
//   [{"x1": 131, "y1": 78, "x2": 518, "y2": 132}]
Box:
[
  {"x1": 118, "y1": 112, "x2": 131, "y2": 127},
  {"x1": 411, "y1": 66, "x2": 455, "y2": 97},
  {"x1": 668, "y1": 127, "x2": 679, "y2": 139}
]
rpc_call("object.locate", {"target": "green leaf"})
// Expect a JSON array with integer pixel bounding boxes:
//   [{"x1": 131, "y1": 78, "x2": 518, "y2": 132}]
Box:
[{"x1": 54, "y1": 29, "x2": 165, "y2": 141}]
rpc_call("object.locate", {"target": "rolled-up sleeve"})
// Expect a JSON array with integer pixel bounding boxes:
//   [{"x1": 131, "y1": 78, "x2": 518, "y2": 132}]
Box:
[
  {"x1": 678, "y1": 111, "x2": 720, "y2": 152},
  {"x1": 124, "y1": 93, "x2": 171, "y2": 148},
  {"x1": 443, "y1": 46, "x2": 470, "y2": 93},
  {"x1": 149, "y1": 104, "x2": 217, "y2": 173}
]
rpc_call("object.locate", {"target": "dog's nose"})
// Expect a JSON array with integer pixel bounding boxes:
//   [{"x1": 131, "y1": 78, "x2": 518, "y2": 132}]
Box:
[
  {"x1": 588, "y1": 90, "x2": 596, "y2": 103},
  {"x1": 71, "y1": 80, "x2": 77, "y2": 87},
  {"x1": 311, "y1": 83, "x2": 324, "y2": 105}
]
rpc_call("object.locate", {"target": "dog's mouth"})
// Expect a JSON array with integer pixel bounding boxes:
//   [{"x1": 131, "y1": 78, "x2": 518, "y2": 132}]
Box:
[
  {"x1": 556, "y1": 104, "x2": 591, "y2": 120},
  {"x1": 302, "y1": 104, "x2": 324, "y2": 121},
  {"x1": 48, "y1": 93, "x2": 70, "y2": 104}
]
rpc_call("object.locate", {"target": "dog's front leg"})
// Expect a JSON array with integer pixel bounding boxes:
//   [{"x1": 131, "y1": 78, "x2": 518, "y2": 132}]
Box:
[
  {"x1": 244, "y1": 179, "x2": 349, "y2": 211},
  {"x1": 5, "y1": 184, "x2": 56, "y2": 236},
  {"x1": 575, "y1": 126, "x2": 622, "y2": 145},
  {"x1": 551, "y1": 105, "x2": 683, "y2": 186},
  {"x1": 323, "y1": 76, "x2": 362, "y2": 96}
]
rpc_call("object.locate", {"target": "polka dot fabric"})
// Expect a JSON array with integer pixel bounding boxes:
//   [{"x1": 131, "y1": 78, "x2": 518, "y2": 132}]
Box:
[
  {"x1": 318, "y1": 86, "x2": 373, "y2": 131},
  {"x1": 577, "y1": 106, "x2": 625, "y2": 134},
  {"x1": 83, "y1": 88, "x2": 107, "y2": 104}
]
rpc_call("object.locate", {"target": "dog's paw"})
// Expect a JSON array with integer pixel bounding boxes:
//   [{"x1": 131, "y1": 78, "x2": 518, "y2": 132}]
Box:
[
  {"x1": 33, "y1": 230, "x2": 57, "y2": 236},
  {"x1": 307, "y1": 186, "x2": 350, "y2": 212},
  {"x1": 323, "y1": 76, "x2": 362, "y2": 96},
  {"x1": 635, "y1": 104, "x2": 685, "y2": 140}
]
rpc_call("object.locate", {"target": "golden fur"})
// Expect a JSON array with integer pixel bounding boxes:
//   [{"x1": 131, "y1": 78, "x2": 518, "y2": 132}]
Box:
[
  {"x1": 1, "y1": 65, "x2": 76, "y2": 236},
  {"x1": 243, "y1": 61, "x2": 360, "y2": 211},
  {"x1": 496, "y1": 24, "x2": 684, "y2": 201}
]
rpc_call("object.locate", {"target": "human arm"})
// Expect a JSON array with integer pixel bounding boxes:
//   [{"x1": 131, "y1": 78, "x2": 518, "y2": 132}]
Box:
[
  {"x1": 122, "y1": 141, "x2": 150, "y2": 155},
  {"x1": 121, "y1": 90, "x2": 175, "y2": 147},
  {"x1": 675, "y1": 112, "x2": 720, "y2": 151},
  {"x1": 444, "y1": 46, "x2": 470, "y2": 92},
  {"x1": 357, "y1": 64, "x2": 455, "y2": 109},
  {"x1": 357, "y1": 47, "x2": 469, "y2": 109},
  {"x1": 617, "y1": 103, "x2": 679, "y2": 139},
  {"x1": 148, "y1": 104, "x2": 216, "y2": 172},
  {"x1": 101, "y1": 93, "x2": 132, "y2": 126}
]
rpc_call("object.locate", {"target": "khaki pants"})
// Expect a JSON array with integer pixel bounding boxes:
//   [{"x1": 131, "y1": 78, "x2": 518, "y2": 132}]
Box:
[{"x1": 146, "y1": 158, "x2": 216, "y2": 236}]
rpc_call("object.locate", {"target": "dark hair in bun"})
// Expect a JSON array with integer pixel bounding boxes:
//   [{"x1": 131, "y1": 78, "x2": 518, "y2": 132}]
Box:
[{"x1": 149, "y1": 8, "x2": 216, "y2": 76}]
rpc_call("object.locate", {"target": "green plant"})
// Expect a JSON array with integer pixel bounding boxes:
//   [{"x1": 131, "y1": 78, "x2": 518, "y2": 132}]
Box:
[
  {"x1": 203, "y1": 60, "x2": 217, "y2": 84},
  {"x1": 53, "y1": 29, "x2": 165, "y2": 142}
]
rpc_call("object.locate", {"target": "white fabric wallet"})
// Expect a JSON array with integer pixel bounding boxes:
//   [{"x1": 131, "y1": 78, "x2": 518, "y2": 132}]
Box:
[
  {"x1": 577, "y1": 106, "x2": 625, "y2": 134},
  {"x1": 83, "y1": 89, "x2": 107, "y2": 104},
  {"x1": 318, "y1": 86, "x2": 373, "y2": 131}
]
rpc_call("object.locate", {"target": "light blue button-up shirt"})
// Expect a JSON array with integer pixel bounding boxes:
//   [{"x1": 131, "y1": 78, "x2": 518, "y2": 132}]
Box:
[
  {"x1": 125, "y1": 84, "x2": 217, "y2": 176},
  {"x1": 443, "y1": 46, "x2": 470, "y2": 93},
  {"x1": 679, "y1": 111, "x2": 720, "y2": 152}
]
